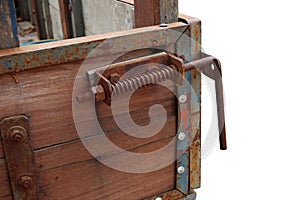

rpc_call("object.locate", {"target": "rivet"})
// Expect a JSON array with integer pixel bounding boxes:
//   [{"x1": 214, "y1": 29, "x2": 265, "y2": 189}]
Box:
[
  {"x1": 155, "y1": 197, "x2": 163, "y2": 200},
  {"x1": 179, "y1": 95, "x2": 187, "y2": 103},
  {"x1": 178, "y1": 132, "x2": 186, "y2": 141},
  {"x1": 159, "y1": 23, "x2": 168, "y2": 27},
  {"x1": 18, "y1": 175, "x2": 33, "y2": 189},
  {"x1": 177, "y1": 166, "x2": 185, "y2": 175}
]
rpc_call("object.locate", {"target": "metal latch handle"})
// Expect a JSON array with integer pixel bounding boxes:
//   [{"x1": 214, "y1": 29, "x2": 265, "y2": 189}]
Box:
[{"x1": 184, "y1": 54, "x2": 227, "y2": 150}]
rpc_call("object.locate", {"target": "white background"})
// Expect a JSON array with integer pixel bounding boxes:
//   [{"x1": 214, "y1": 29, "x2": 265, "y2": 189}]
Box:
[{"x1": 179, "y1": 0, "x2": 300, "y2": 199}]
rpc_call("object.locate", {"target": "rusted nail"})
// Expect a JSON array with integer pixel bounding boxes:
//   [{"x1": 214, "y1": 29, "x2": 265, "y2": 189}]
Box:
[
  {"x1": 11, "y1": 73, "x2": 19, "y2": 84},
  {"x1": 17, "y1": 175, "x2": 33, "y2": 189}
]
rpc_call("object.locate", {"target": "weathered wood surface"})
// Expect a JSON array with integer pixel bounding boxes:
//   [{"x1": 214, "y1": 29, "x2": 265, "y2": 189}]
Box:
[
  {"x1": 0, "y1": 52, "x2": 177, "y2": 199},
  {"x1": 134, "y1": 0, "x2": 178, "y2": 28},
  {"x1": 0, "y1": 0, "x2": 19, "y2": 49},
  {"x1": 0, "y1": 16, "x2": 202, "y2": 199}
]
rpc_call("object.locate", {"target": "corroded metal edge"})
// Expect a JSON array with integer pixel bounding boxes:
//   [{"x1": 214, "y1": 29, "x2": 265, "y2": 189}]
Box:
[
  {"x1": 174, "y1": 15, "x2": 202, "y2": 192},
  {"x1": 0, "y1": 115, "x2": 38, "y2": 200},
  {"x1": 0, "y1": 22, "x2": 188, "y2": 75}
]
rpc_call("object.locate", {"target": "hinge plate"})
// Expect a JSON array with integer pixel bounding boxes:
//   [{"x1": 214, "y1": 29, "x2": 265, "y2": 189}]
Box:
[{"x1": 0, "y1": 115, "x2": 38, "y2": 200}]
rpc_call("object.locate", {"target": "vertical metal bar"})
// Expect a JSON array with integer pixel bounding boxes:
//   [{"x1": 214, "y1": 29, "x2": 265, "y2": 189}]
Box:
[
  {"x1": 0, "y1": 0, "x2": 19, "y2": 49},
  {"x1": 189, "y1": 20, "x2": 202, "y2": 189},
  {"x1": 58, "y1": 0, "x2": 71, "y2": 39},
  {"x1": 176, "y1": 76, "x2": 191, "y2": 194}
]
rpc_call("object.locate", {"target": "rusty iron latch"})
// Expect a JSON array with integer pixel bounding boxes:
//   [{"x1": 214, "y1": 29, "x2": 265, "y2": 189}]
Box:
[
  {"x1": 0, "y1": 115, "x2": 38, "y2": 200},
  {"x1": 90, "y1": 52, "x2": 227, "y2": 150},
  {"x1": 183, "y1": 53, "x2": 227, "y2": 150}
]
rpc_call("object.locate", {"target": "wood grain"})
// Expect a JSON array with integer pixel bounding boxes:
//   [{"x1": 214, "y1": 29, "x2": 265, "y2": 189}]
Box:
[{"x1": 0, "y1": 49, "x2": 178, "y2": 199}]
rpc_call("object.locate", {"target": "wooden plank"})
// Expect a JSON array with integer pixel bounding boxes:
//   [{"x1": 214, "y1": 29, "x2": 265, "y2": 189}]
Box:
[
  {"x1": 0, "y1": 159, "x2": 12, "y2": 198},
  {"x1": 0, "y1": 0, "x2": 19, "y2": 49},
  {"x1": 134, "y1": 0, "x2": 178, "y2": 28},
  {"x1": 37, "y1": 136, "x2": 176, "y2": 200},
  {"x1": 0, "y1": 135, "x2": 176, "y2": 199},
  {"x1": 58, "y1": 0, "x2": 71, "y2": 39}
]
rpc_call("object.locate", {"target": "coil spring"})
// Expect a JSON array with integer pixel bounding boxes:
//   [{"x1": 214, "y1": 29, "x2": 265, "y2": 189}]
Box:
[{"x1": 111, "y1": 67, "x2": 177, "y2": 96}]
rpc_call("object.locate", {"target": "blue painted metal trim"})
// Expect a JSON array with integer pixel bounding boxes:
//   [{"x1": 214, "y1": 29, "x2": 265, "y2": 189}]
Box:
[
  {"x1": 8, "y1": 0, "x2": 19, "y2": 44},
  {"x1": 0, "y1": 0, "x2": 19, "y2": 49},
  {"x1": 176, "y1": 77, "x2": 191, "y2": 194}
]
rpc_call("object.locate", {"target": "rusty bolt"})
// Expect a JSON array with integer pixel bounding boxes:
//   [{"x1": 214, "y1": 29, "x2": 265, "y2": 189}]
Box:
[
  {"x1": 18, "y1": 175, "x2": 33, "y2": 189},
  {"x1": 109, "y1": 73, "x2": 120, "y2": 84},
  {"x1": 9, "y1": 127, "x2": 27, "y2": 143}
]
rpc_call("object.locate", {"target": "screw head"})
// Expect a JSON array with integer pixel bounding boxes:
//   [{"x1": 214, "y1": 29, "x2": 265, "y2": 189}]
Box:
[
  {"x1": 177, "y1": 166, "x2": 185, "y2": 175},
  {"x1": 178, "y1": 132, "x2": 186, "y2": 141},
  {"x1": 18, "y1": 175, "x2": 33, "y2": 189},
  {"x1": 179, "y1": 95, "x2": 187, "y2": 103},
  {"x1": 155, "y1": 197, "x2": 163, "y2": 200}
]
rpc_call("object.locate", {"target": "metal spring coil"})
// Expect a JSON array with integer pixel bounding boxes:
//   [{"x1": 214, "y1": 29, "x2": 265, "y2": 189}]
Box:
[{"x1": 111, "y1": 67, "x2": 177, "y2": 96}]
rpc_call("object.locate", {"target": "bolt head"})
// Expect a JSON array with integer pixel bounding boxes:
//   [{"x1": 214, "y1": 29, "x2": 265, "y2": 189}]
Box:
[
  {"x1": 9, "y1": 127, "x2": 26, "y2": 143},
  {"x1": 179, "y1": 95, "x2": 187, "y2": 103},
  {"x1": 178, "y1": 132, "x2": 186, "y2": 141},
  {"x1": 18, "y1": 175, "x2": 33, "y2": 189},
  {"x1": 177, "y1": 166, "x2": 185, "y2": 175},
  {"x1": 155, "y1": 197, "x2": 163, "y2": 200}
]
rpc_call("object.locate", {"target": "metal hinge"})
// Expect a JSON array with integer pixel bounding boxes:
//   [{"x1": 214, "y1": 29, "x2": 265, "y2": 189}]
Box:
[{"x1": 0, "y1": 115, "x2": 38, "y2": 200}]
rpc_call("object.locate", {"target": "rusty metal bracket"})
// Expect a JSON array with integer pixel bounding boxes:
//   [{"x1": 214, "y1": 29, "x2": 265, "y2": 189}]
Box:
[{"x1": 0, "y1": 115, "x2": 38, "y2": 200}]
